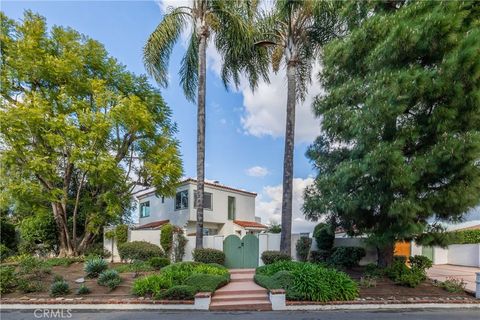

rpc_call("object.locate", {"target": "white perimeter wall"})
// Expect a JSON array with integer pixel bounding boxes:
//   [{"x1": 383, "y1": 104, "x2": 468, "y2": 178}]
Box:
[{"x1": 447, "y1": 244, "x2": 480, "y2": 267}]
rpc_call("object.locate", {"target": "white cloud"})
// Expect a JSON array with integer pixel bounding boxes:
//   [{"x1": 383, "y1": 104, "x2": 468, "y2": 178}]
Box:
[
  {"x1": 239, "y1": 64, "x2": 323, "y2": 144},
  {"x1": 245, "y1": 166, "x2": 269, "y2": 177},
  {"x1": 256, "y1": 177, "x2": 318, "y2": 233}
]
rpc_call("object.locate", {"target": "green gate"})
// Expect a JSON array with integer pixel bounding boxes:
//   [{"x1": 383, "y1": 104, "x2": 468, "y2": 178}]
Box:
[
  {"x1": 422, "y1": 246, "x2": 434, "y2": 261},
  {"x1": 223, "y1": 234, "x2": 259, "y2": 268}
]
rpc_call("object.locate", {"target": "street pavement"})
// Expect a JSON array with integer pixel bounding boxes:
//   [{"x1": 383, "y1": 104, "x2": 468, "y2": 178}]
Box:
[{"x1": 1, "y1": 309, "x2": 479, "y2": 320}]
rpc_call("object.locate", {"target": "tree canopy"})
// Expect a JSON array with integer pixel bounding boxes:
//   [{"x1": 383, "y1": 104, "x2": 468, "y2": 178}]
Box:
[
  {"x1": 0, "y1": 11, "x2": 183, "y2": 256},
  {"x1": 303, "y1": 1, "x2": 480, "y2": 265}
]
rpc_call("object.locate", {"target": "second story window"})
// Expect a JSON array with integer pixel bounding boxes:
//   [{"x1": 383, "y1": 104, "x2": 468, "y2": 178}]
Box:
[
  {"x1": 175, "y1": 190, "x2": 188, "y2": 210},
  {"x1": 194, "y1": 191, "x2": 213, "y2": 210},
  {"x1": 228, "y1": 196, "x2": 236, "y2": 220},
  {"x1": 139, "y1": 201, "x2": 150, "y2": 218}
]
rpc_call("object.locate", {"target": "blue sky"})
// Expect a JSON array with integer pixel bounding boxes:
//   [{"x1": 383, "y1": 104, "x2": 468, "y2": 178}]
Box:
[{"x1": 2, "y1": 0, "x2": 323, "y2": 232}]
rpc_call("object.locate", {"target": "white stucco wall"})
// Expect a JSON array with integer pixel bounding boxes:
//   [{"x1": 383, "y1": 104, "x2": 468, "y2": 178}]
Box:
[
  {"x1": 433, "y1": 247, "x2": 449, "y2": 264},
  {"x1": 448, "y1": 244, "x2": 480, "y2": 267}
]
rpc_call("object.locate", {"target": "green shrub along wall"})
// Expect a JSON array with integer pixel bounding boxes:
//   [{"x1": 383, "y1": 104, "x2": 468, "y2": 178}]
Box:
[
  {"x1": 447, "y1": 230, "x2": 480, "y2": 245},
  {"x1": 160, "y1": 224, "x2": 174, "y2": 254}
]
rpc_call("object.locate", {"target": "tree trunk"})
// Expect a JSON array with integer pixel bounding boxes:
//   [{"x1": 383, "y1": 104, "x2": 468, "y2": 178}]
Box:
[
  {"x1": 195, "y1": 29, "x2": 207, "y2": 249},
  {"x1": 377, "y1": 242, "x2": 395, "y2": 267},
  {"x1": 52, "y1": 202, "x2": 74, "y2": 257},
  {"x1": 280, "y1": 62, "x2": 297, "y2": 254}
]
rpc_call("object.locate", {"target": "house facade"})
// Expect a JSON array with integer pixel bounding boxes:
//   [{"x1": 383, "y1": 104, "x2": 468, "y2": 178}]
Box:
[{"x1": 133, "y1": 178, "x2": 266, "y2": 236}]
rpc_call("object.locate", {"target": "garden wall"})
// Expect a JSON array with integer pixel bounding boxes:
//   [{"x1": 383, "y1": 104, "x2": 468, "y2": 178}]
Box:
[
  {"x1": 333, "y1": 238, "x2": 377, "y2": 265},
  {"x1": 447, "y1": 244, "x2": 480, "y2": 267}
]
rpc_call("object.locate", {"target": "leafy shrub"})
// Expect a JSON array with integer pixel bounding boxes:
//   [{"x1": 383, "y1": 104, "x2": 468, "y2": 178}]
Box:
[
  {"x1": 173, "y1": 233, "x2": 187, "y2": 262},
  {"x1": 364, "y1": 263, "x2": 383, "y2": 278},
  {"x1": 50, "y1": 280, "x2": 70, "y2": 297},
  {"x1": 84, "y1": 243, "x2": 111, "y2": 259},
  {"x1": 296, "y1": 237, "x2": 312, "y2": 262},
  {"x1": 385, "y1": 255, "x2": 431, "y2": 288},
  {"x1": 115, "y1": 224, "x2": 129, "y2": 244},
  {"x1": 161, "y1": 224, "x2": 174, "y2": 254},
  {"x1": 17, "y1": 278, "x2": 44, "y2": 293},
  {"x1": 148, "y1": 257, "x2": 170, "y2": 270},
  {"x1": 192, "y1": 248, "x2": 225, "y2": 265},
  {"x1": 0, "y1": 217, "x2": 17, "y2": 252},
  {"x1": 97, "y1": 269, "x2": 122, "y2": 291},
  {"x1": 255, "y1": 261, "x2": 358, "y2": 301},
  {"x1": 329, "y1": 247, "x2": 366, "y2": 268},
  {"x1": 117, "y1": 241, "x2": 164, "y2": 261},
  {"x1": 18, "y1": 211, "x2": 58, "y2": 255},
  {"x1": 309, "y1": 250, "x2": 330, "y2": 263},
  {"x1": 396, "y1": 269, "x2": 424, "y2": 288},
  {"x1": 184, "y1": 274, "x2": 229, "y2": 292},
  {"x1": 155, "y1": 285, "x2": 195, "y2": 300},
  {"x1": 409, "y1": 255, "x2": 432, "y2": 271},
  {"x1": 76, "y1": 284, "x2": 91, "y2": 295},
  {"x1": 84, "y1": 257, "x2": 108, "y2": 278},
  {"x1": 0, "y1": 266, "x2": 17, "y2": 294},
  {"x1": 132, "y1": 274, "x2": 173, "y2": 296},
  {"x1": 114, "y1": 261, "x2": 153, "y2": 273},
  {"x1": 45, "y1": 257, "x2": 83, "y2": 267},
  {"x1": 438, "y1": 277, "x2": 466, "y2": 293},
  {"x1": 313, "y1": 223, "x2": 334, "y2": 251},
  {"x1": 0, "y1": 244, "x2": 12, "y2": 262},
  {"x1": 261, "y1": 251, "x2": 292, "y2": 265}
]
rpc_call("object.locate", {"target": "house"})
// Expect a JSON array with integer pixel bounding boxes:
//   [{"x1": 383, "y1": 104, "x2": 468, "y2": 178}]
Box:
[{"x1": 133, "y1": 178, "x2": 267, "y2": 236}]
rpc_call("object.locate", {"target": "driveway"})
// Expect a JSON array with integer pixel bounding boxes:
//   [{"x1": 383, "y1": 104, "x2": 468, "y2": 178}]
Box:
[{"x1": 427, "y1": 264, "x2": 479, "y2": 293}]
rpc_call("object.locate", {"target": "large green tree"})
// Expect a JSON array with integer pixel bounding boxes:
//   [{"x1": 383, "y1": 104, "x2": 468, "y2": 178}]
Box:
[
  {"x1": 254, "y1": 0, "x2": 339, "y2": 253},
  {"x1": 304, "y1": 0, "x2": 480, "y2": 266},
  {"x1": 0, "y1": 12, "x2": 183, "y2": 256},
  {"x1": 143, "y1": 0, "x2": 266, "y2": 248}
]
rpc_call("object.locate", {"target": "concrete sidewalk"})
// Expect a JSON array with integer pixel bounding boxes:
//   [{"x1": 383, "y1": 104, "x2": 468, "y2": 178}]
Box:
[{"x1": 427, "y1": 265, "x2": 479, "y2": 293}]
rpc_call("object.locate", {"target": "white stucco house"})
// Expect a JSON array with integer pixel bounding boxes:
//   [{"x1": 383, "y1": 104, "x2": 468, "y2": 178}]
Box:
[{"x1": 132, "y1": 178, "x2": 267, "y2": 236}]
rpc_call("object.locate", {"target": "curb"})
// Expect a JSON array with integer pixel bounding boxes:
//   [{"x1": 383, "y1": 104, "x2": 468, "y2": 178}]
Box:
[
  {"x1": 1, "y1": 302, "x2": 480, "y2": 311},
  {"x1": 285, "y1": 303, "x2": 480, "y2": 311}
]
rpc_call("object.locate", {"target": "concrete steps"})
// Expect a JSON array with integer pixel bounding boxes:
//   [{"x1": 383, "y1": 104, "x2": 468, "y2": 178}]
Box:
[{"x1": 209, "y1": 269, "x2": 272, "y2": 311}]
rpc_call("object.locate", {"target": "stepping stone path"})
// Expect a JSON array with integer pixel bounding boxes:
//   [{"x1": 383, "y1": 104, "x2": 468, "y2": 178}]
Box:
[{"x1": 209, "y1": 269, "x2": 272, "y2": 311}]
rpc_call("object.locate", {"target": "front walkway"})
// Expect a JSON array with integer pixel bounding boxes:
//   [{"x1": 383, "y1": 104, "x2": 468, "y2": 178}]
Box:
[
  {"x1": 427, "y1": 264, "x2": 479, "y2": 293},
  {"x1": 209, "y1": 269, "x2": 271, "y2": 311}
]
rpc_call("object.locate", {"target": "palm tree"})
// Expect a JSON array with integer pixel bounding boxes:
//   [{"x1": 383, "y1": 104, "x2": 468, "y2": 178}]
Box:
[
  {"x1": 144, "y1": 0, "x2": 267, "y2": 248},
  {"x1": 254, "y1": 0, "x2": 339, "y2": 254}
]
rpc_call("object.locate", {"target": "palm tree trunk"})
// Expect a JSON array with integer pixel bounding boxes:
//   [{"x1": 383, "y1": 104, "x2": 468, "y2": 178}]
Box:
[
  {"x1": 280, "y1": 62, "x2": 297, "y2": 255},
  {"x1": 195, "y1": 31, "x2": 207, "y2": 249}
]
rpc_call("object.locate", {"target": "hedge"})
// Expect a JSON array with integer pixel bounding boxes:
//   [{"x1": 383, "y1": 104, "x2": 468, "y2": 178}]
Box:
[
  {"x1": 447, "y1": 230, "x2": 480, "y2": 245},
  {"x1": 261, "y1": 251, "x2": 292, "y2": 265},
  {"x1": 192, "y1": 248, "x2": 225, "y2": 265},
  {"x1": 117, "y1": 241, "x2": 164, "y2": 261}
]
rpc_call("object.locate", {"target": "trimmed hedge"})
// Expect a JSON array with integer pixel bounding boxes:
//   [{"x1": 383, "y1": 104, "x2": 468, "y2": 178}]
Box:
[
  {"x1": 148, "y1": 257, "x2": 170, "y2": 270},
  {"x1": 192, "y1": 248, "x2": 225, "y2": 265},
  {"x1": 132, "y1": 262, "x2": 229, "y2": 297},
  {"x1": 261, "y1": 251, "x2": 292, "y2": 265},
  {"x1": 155, "y1": 285, "x2": 195, "y2": 300},
  {"x1": 184, "y1": 274, "x2": 229, "y2": 292},
  {"x1": 117, "y1": 241, "x2": 164, "y2": 261},
  {"x1": 255, "y1": 261, "x2": 358, "y2": 302},
  {"x1": 313, "y1": 223, "x2": 334, "y2": 251},
  {"x1": 160, "y1": 224, "x2": 174, "y2": 254}
]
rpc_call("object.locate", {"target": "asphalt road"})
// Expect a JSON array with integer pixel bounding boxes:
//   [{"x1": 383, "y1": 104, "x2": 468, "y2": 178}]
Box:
[{"x1": 1, "y1": 309, "x2": 479, "y2": 320}]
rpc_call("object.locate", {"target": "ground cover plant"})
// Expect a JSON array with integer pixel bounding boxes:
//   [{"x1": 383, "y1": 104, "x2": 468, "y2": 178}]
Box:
[{"x1": 255, "y1": 261, "x2": 358, "y2": 301}]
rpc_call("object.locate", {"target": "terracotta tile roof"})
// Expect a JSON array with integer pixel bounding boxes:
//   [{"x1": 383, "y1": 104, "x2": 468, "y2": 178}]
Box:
[
  {"x1": 182, "y1": 178, "x2": 257, "y2": 196},
  {"x1": 135, "y1": 220, "x2": 169, "y2": 230},
  {"x1": 233, "y1": 220, "x2": 267, "y2": 229}
]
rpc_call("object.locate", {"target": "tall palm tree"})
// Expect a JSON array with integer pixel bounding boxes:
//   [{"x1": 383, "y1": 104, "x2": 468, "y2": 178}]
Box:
[
  {"x1": 255, "y1": 0, "x2": 339, "y2": 254},
  {"x1": 144, "y1": 0, "x2": 267, "y2": 248}
]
